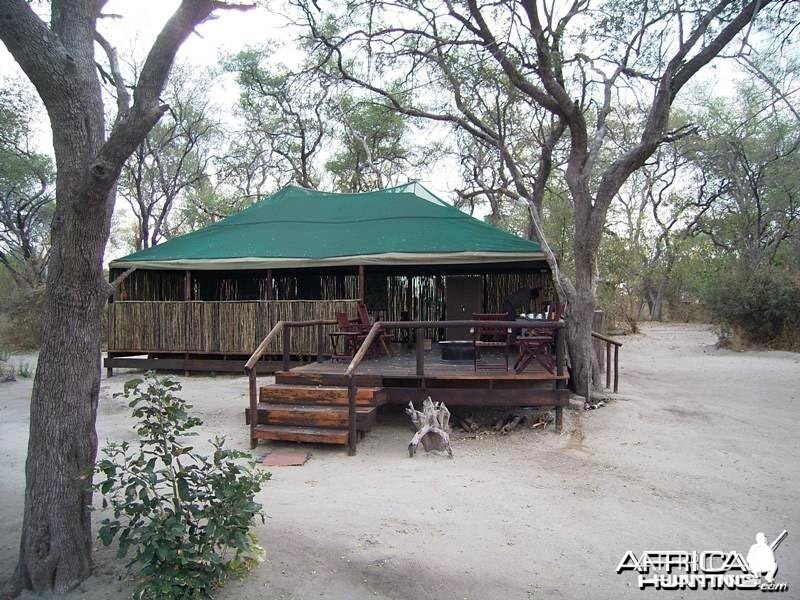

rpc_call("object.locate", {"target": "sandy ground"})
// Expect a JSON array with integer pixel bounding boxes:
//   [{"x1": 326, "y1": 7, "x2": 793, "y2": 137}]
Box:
[{"x1": 1, "y1": 322, "x2": 798, "y2": 599}]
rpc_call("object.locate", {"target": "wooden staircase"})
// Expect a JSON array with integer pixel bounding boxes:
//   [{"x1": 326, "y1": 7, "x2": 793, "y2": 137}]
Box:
[{"x1": 246, "y1": 372, "x2": 386, "y2": 446}]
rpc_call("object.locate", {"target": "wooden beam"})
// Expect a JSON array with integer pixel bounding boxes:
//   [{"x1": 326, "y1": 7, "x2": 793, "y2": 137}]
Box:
[
  {"x1": 415, "y1": 326, "x2": 424, "y2": 376},
  {"x1": 105, "y1": 356, "x2": 301, "y2": 373},
  {"x1": 282, "y1": 326, "x2": 291, "y2": 371},
  {"x1": 184, "y1": 270, "x2": 192, "y2": 301},
  {"x1": 266, "y1": 268, "x2": 273, "y2": 300},
  {"x1": 249, "y1": 366, "x2": 258, "y2": 448},
  {"x1": 358, "y1": 265, "x2": 365, "y2": 303},
  {"x1": 347, "y1": 377, "x2": 357, "y2": 456},
  {"x1": 385, "y1": 387, "x2": 569, "y2": 407}
]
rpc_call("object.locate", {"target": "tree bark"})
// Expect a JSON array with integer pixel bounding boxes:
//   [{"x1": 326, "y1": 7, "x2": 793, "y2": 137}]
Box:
[{"x1": 0, "y1": 0, "x2": 252, "y2": 593}]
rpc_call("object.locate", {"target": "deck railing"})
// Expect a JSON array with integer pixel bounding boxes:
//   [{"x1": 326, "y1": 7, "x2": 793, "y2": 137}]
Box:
[
  {"x1": 244, "y1": 318, "x2": 620, "y2": 456},
  {"x1": 592, "y1": 331, "x2": 622, "y2": 393},
  {"x1": 343, "y1": 319, "x2": 566, "y2": 455},
  {"x1": 244, "y1": 318, "x2": 337, "y2": 449}
]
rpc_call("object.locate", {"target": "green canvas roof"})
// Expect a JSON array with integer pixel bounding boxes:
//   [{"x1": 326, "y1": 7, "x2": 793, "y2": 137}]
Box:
[{"x1": 110, "y1": 183, "x2": 543, "y2": 270}]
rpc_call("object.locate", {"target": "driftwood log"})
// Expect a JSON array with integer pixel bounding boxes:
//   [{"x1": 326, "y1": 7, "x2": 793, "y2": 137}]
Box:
[{"x1": 406, "y1": 397, "x2": 453, "y2": 458}]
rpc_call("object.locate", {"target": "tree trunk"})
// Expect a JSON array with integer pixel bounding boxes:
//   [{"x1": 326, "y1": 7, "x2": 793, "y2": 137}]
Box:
[
  {"x1": 0, "y1": 1, "x2": 246, "y2": 594},
  {"x1": 563, "y1": 248, "x2": 601, "y2": 401},
  {"x1": 13, "y1": 138, "x2": 111, "y2": 593}
]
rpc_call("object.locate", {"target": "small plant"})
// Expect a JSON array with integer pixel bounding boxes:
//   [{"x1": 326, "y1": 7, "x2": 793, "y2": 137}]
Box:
[
  {"x1": 0, "y1": 347, "x2": 10, "y2": 362},
  {"x1": 93, "y1": 373, "x2": 270, "y2": 599},
  {"x1": 16, "y1": 361, "x2": 32, "y2": 378}
]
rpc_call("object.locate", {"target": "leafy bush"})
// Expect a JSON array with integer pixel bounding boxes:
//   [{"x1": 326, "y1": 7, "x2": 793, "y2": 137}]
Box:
[
  {"x1": 703, "y1": 267, "x2": 800, "y2": 349},
  {"x1": 16, "y1": 361, "x2": 32, "y2": 378},
  {"x1": 0, "y1": 285, "x2": 44, "y2": 350},
  {"x1": 93, "y1": 374, "x2": 270, "y2": 599}
]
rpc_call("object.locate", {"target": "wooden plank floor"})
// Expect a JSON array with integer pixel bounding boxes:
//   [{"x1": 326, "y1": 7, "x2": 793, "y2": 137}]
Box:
[{"x1": 295, "y1": 344, "x2": 566, "y2": 382}]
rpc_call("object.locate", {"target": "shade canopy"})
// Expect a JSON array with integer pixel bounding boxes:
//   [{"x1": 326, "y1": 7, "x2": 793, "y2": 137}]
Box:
[{"x1": 110, "y1": 183, "x2": 544, "y2": 270}]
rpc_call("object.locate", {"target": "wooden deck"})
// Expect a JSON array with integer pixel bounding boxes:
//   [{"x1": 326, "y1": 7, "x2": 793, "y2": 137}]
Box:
[
  {"x1": 242, "y1": 318, "x2": 570, "y2": 453},
  {"x1": 276, "y1": 343, "x2": 569, "y2": 411},
  {"x1": 294, "y1": 345, "x2": 566, "y2": 382}
]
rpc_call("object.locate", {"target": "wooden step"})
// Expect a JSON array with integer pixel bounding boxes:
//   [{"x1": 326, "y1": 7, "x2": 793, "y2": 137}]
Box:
[
  {"x1": 259, "y1": 384, "x2": 385, "y2": 406},
  {"x1": 275, "y1": 370, "x2": 383, "y2": 387},
  {"x1": 246, "y1": 403, "x2": 377, "y2": 430},
  {"x1": 252, "y1": 424, "x2": 348, "y2": 445}
]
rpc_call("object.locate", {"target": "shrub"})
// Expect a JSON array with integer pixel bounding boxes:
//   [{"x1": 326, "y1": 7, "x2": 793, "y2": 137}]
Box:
[
  {"x1": 703, "y1": 267, "x2": 800, "y2": 349},
  {"x1": 93, "y1": 373, "x2": 270, "y2": 600},
  {"x1": 0, "y1": 285, "x2": 44, "y2": 350},
  {"x1": 16, "y1": 361, "x2": 32, "y2": 378}
]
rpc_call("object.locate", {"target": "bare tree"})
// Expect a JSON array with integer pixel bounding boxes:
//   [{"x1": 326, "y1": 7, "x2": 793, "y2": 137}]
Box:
[
  {"x1": 0, "y1": 1, "x2": 252, "y2": 593},
  {"x1": 224, "y1": 49, "x2": 328, "y2": 191},
  {"x1": 296, "y1": 0, "x2": 792, "y2": 397},
  {"x1": 119, "y1": 67, "x2": 219, "y2": 250},
  {"x1": 0, "y1": 80, "x2": 54, "y2": 288}
]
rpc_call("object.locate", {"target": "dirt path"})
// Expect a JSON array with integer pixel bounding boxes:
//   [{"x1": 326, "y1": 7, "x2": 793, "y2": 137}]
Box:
[{"x1": 1, "y1": 323, "x2": 798, "y2": 599}]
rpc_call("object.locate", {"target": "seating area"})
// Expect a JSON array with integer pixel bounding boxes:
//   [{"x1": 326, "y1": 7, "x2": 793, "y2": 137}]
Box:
[
  {"x1": 329, "y1": 303, "x2": 393, "y2": 361},
  {"x1": 327, "y1": 303, "x2": 568, "y2": 377}
]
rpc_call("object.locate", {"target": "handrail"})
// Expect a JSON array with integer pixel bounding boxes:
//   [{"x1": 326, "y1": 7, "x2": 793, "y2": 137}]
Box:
[
  {"x1": 344, "y1": 319, "x2": 562, "y2": 377},
  {"x1": 244, "y1": 318, "x2": 337, "y2": 372},
  {"x1": 591, "y1": 331, "x2": 623, "y2": 347},
  {"x1": 245, "y1": 317, "x2": 337, "y2": 448},
  {"x1": 591, "y1": 331, "x2": 622, "y2": 393},
  {"x1": 245, "y1": 321, "x2": 284, "y2": 372},
  {"x1": 343, "y1": 318, "x2": 566, "y2": 455}
]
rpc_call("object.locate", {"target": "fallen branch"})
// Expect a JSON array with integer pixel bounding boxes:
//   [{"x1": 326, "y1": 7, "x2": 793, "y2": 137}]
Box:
[{"x1": 406, "y1": 397, "x2": 453, "y2": 458}]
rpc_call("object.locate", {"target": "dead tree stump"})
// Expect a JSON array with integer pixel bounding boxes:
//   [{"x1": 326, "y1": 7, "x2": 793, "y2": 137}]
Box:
[{"x1": 406, "y1": 397, "x2": 453, "y2": 458}]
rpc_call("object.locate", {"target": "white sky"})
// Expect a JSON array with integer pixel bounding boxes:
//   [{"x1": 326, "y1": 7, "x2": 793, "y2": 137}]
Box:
[
  {"x1": 0, "y1": 0, "x2": 465, "y2": 263},
  {"x1": 0, "y1": 1, "x2": 775, "y2": 263}
]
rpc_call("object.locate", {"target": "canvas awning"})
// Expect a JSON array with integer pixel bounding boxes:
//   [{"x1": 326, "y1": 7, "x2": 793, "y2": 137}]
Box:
[{"x1": 110, "y1": 183, "x2": 544, "y2": 271}]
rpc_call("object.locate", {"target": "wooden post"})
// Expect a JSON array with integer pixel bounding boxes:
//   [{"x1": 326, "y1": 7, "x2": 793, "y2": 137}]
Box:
[
  {"x1": 265, "y1": 269, "x2": 273, "y2": 300},
  {"x1": 183, "y1": 271, "x2": 192, "y2": 376},
  {"x1": 282, "y1": 326, "x2": 291, "y2": 371},
  {"x1": 347, "y1": 376, "x2": 357, "y2": 456},
  {"x1": 613, "y1": 344, "x2": 619, "y2": 393},
  {"x1": 606, "y1": 342, "x2": 611, "y2": 389},
  {"x1": 555, "y1": 326, "x2": 565, "y2": 382},
  {"x1": 108, "y1": 268, "x2": 115, "y2": 304},
  {"x1": 592, "y1": 309, "x2": 605, "y2": 372},
  {"x1": 106, "y1": 269, "x2": 114, "y2": 378},
  {"x1": 358, "y1": 265, "x2": 365, "y2": 303},
  {"x1": 415, "y1": 326, "x2": 424, "y2": 377},
  {"x1": 248, "y1": 367, "x2": 258, "y2": 449},
  {"x1": 554, "y1": 325, "x2": 565, "y2": 433},
  {"x1": 316, "y1": 322, "x2": 325, "y2": 363}
]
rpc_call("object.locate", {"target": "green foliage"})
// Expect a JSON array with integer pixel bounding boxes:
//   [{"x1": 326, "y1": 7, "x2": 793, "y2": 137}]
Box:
[
  {"x1": 117, "y1": 66, "x2": 219, "y2": 252},
  {"x1": 15, "y1": 361, "x2": 31, "y2": 378},
  {"x1": 0, "y1": 283, "x2": 44, "y2": 350},
  {"x1": 703, "y1": 267, "x2": 800, "y2": 348},
  {"x1": 0, "y1": 346, "x2": 10, "y2": 362},
  {"x1": 93, "y1": 374, "x2": 270, "y2": 600},
  {"x1": 0, "y1": 78, "x2": 54, "y2": 288},
  {"x1": 326, "y1": 96, "x2": 413, "y2": 192}
]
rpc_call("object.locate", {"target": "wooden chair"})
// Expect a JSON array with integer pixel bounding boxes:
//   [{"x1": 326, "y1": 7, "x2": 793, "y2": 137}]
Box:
[
  {"x1": 356, "y1": 303, "x2": 393, "y2": 357},
  {"x1": 514, "y1": 302, "x2": 566, "y2": 374},
  {"x1": 470, "y1": 313, "x2": 512, "y2": 372},
  {"x1": 329, "y1": 312, "x2": 366, "y2": 361}
]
